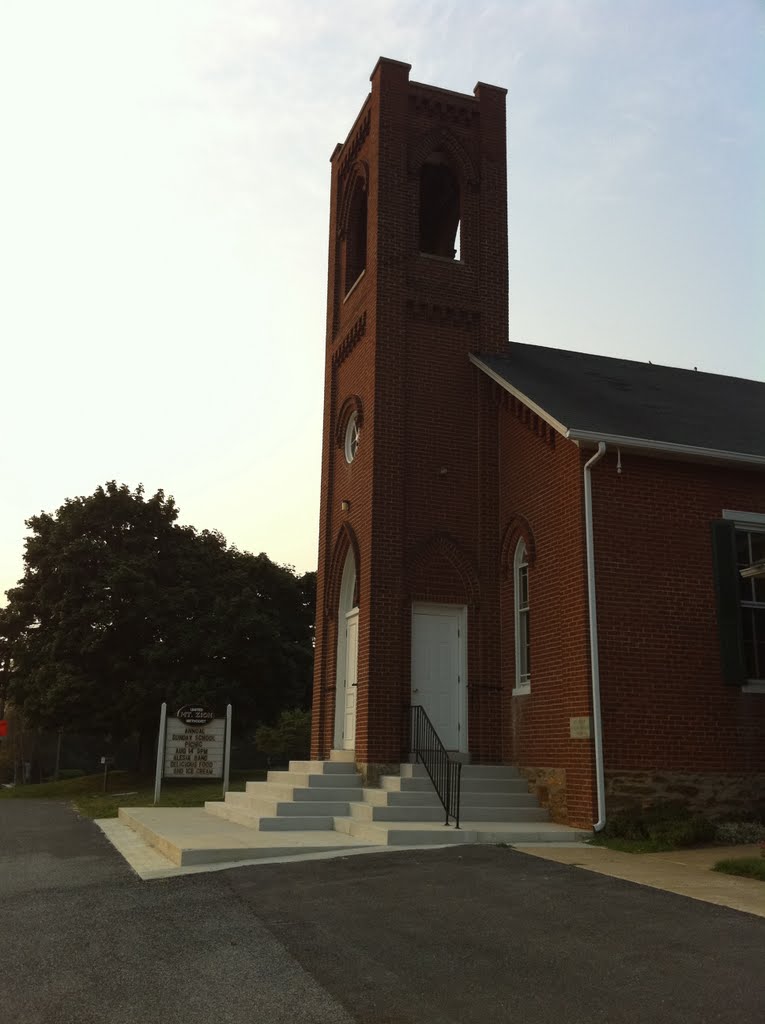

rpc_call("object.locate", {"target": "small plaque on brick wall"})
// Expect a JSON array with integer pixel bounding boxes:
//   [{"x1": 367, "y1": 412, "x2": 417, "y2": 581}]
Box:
[{"x1": 570, "y1": 716, "x2": 592, "y2": 739}]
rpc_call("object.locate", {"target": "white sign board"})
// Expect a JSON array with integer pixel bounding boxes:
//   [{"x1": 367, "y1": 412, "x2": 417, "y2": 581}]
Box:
[{"x1": 164, "y1": 718, "x2": 225, "y2": 778}]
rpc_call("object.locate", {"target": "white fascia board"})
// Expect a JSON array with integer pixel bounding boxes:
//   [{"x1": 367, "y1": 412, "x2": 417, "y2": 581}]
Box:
[
  {"x1": 568, "y1": 429, "x2": 765, "y2": 469},
  {"x1": 723, "y1": 510, "x2": 765, "y2": 526},
  {"x1": 468, "y1": 354, "x2": 569, "y2": 437}
]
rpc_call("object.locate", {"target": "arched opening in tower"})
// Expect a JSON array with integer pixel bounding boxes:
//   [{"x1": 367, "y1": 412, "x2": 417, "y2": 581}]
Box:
[
  {"x1": 345, "y1": 178, "x2": 367, "y2": 293},
  {"x1": 419, "y1": 155, "x2": 460, "y2": 259}
]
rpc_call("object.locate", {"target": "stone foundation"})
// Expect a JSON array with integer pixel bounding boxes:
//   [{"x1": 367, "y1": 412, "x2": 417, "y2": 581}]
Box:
[
  {"x1": 518, "y1": 766, "x2": 568, "y2": 824},
  {"x1": 356, "y1": 762, "x2": 401, "y2": 787},
  {"x1": 605, "y1": 770, "x2": 765, "y2": 819}
]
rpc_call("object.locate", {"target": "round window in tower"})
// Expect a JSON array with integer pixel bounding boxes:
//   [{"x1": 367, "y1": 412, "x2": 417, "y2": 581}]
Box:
[{"x1": 344, "y1": 411, "x2": 360, "y2": 463}]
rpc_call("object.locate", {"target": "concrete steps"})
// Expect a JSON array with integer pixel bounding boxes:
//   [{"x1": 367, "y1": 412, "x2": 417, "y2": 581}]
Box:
[
  {"x1": 205, "y1": 752, "x2": 364, "y2": 833},
  {"x1": 118, "y1": 752, "x2": 588, "y2": 866},
  {"x1": 201, "y1": 751, "x2": 587, "y2": 848}
]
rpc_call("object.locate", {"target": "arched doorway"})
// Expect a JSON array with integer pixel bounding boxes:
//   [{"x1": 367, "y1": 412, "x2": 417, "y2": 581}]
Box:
[{"x1": 334, "y1": 549, "x2": 359, "y2": 750}]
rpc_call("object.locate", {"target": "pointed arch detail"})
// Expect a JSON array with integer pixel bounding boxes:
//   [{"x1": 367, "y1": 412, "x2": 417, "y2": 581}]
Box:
[
  {"x1": 409, "y1": 127, "x2": 478, "y2": 187},
  {"x1": 334, "y1": 395, "x2": 364, "y2": 449},
  {"x1": 325, "y1": 522, "x2": 361, "y2": 620},
  {"x1": 408, "y1": 532, "x2": 480, "y2": 606},
  {"x1": 500, "y1": 515, "x2": 537, "y2": 579},
  {"x1": 337, "y1": 161, "x2": 369, "y2": 239}
]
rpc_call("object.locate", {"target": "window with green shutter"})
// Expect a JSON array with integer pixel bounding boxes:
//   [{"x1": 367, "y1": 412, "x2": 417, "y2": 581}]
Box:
[{"x1": 712, "y1": 517, "x2": 765, "y2": 685}]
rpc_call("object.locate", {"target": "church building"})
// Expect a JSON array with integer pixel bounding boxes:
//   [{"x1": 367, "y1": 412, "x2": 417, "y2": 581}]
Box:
[{"x1": 311, "y1": 58, "x2": 765, "y2": 829}]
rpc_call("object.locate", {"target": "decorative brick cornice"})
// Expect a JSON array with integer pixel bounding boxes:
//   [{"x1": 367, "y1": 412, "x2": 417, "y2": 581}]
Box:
[
  {"x1": 495, "y1": 389, "x2": 556, "y2": 448},
  {"x1": 332, "y1": 312, "x2": 367, "y2": 367},
  {"x1": 406, "y1": 300, "x2": 480, "y2": 329},
  {"x1": 410, "y1": 92, "x2": 476, "y2": 128}
]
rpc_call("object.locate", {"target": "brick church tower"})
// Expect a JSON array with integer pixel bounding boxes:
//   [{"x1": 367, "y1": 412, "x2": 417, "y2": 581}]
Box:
[{"x1": 312, "y1": 59, "x2": 509, "y2": 779}]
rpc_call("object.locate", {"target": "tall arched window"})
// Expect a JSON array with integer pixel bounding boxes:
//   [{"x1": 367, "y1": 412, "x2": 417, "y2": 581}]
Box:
[
  {"x1": 514, "y1": 539, "x2": 530, "y2": 693},
  {"x1": 419, "y1": 152, "x2": 460, "y2": 259},
  {"x1": 345, "y1": 177, "x2": 367, "y2": 294}
]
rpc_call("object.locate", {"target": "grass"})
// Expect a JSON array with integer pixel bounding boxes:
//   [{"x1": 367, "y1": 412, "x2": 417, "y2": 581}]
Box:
[
  {"x1": 713, "y1": 857, "x2": 765, "y2": 882},
  {"x1": 0, "y1": 769, "x2": 264, "y2": 819}
]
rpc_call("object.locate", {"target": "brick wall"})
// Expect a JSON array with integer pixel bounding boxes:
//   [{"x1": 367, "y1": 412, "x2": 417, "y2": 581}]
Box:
[
  {"x1": 498, "y1": 415, "x2": 765, "y2": 826},
  {"x1": 496, "y1": 392, "x2": 596, "y2": 826},
  {"x1": 592, "y1": 451, "x2": 765, "y2": 777}
]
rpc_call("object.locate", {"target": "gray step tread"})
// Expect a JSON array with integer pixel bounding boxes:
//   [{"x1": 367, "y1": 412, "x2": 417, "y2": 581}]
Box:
[
  {"x1": 288, "y1": 760, "x2": 359, "y2": 775},
  {"x1": 227, "y1": 794, "x2": 351, "y2": 817},
  {"x1": 267, "y1": 770, "x2": 362, "y2": 789},
  {"x1": 259, "y1": 816, "x2": 335, "y2": 831},
  {"x1": 402, "y1": 764, "x2": 522, "y2": 780}
]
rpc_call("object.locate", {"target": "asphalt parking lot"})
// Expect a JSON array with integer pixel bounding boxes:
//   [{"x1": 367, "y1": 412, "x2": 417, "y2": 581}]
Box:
[{"x1": 2, "y1": 800, "x2": 764, "y2": 1024}]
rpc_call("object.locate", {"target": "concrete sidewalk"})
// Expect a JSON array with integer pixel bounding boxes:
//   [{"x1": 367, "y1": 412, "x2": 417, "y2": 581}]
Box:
[{"x1": 518, "y1": 843, "x2": 765, "y2": 918}]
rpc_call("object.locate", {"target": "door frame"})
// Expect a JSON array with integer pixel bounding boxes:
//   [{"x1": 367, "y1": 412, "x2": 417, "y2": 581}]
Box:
[
  {"x1": 340, "y1": 608, "x2": 359, "y2": 750},
  {"x1": 334, "y1": 549, "x2": 358, "y2": 750},
  {"x1": 411, "y1": 602, "x2": 468, "y2": 753}
]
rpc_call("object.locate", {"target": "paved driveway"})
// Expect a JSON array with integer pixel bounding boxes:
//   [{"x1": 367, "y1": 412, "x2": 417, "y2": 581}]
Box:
[{"x1": 2, "y1": 801, "x2": 764, "y2": 1024}]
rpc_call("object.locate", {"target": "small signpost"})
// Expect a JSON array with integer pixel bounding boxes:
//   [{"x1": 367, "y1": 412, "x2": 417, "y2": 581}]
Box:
[
  {"x1": 100, "y1": 755, "x2": 115, "y2": 792},
  {"x1": 153, "y1": 702, "x2": 232, "y2": 805}
]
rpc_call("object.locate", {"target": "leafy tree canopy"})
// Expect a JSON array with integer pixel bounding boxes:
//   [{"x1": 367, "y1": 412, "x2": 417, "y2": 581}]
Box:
[{"x1": 4, "y1": 482, "x2": 315, "y2": 740}]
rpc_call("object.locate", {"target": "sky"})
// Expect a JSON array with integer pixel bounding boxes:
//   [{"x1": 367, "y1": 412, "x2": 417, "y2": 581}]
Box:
[{"x1": 1, "y1": 0, "x2": 763, "y2": 602}]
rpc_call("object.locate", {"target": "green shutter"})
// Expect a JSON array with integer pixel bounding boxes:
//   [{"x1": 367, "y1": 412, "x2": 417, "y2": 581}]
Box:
[{"x1": 711, "y1": 519, "x2": 747, "y2": 686}]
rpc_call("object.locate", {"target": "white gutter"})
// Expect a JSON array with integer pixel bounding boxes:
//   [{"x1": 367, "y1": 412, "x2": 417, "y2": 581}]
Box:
[
  {"x1": 569, "y1": 429, "x2": 765, "y2": 469},
  {"x1": 583, "y1": 442, "x2": 607, "y2": 832}
]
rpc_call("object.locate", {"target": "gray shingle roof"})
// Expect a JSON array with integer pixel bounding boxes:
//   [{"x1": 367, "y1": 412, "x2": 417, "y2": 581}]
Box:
[{"x1": 472, "y1": 344, "x2": 765, "y2": 463}]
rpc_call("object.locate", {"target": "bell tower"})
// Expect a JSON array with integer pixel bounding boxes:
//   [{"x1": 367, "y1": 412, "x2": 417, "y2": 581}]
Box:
[{"x1": 312, "y1": 59, "x2": 508, "y2": 778}]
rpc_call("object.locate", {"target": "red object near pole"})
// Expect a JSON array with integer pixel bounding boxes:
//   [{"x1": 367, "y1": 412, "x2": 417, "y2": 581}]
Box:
[{"x1": 0, "y1": 720, "x2": 8, "y2": 737}]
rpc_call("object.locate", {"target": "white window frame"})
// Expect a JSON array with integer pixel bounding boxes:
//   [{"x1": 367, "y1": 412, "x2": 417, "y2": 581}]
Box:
[
  {"x1": 512, "y1": 538, "x2": 531, "y2": 695},
  {"x1": 344, "y1": 412, "x2": 360, "y2": 464},
  {"x1": 723, "y1": 510, "x2": 765, "y2": 692}
]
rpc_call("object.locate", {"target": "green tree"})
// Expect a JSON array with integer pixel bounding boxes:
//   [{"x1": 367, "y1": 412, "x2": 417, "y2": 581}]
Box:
[
  {"x1": 255, "y1": 709, "x2": 311, "y2": 763},
  {"x1": 4, "y1": 483, "x2": 314, "y2": 761},
  {"x1": 0, "y1": 601, "x2": 24, "y2": 720}
]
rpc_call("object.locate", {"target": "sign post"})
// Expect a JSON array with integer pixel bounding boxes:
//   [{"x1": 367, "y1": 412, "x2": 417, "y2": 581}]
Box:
[
  {"x1": 222, "y1": 704, "x2": 232, "y2": 796},
  {"x1": 154, "y1": 702, "x2": 167, "y2": 805}
]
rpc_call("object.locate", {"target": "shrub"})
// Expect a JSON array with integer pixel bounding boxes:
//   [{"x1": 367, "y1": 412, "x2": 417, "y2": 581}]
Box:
[
  {"x1": 714, "y1": 821, "x2": 765, "y2": 845},
  {"x1": 602, "y1": 803, "x2": 714, "y2": 848},
  {"x1": 255, "y1": 709, "x2": 311, "y2": 763}
]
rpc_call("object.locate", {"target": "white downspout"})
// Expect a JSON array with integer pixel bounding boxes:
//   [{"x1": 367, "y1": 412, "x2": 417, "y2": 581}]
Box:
[{"x1": 583, "y1": 441, "x2": 607, "y2": 832}]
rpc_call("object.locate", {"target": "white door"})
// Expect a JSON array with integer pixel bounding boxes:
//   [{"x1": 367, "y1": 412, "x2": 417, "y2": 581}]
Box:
[
  {"x1": 411, "y1": 603, "x2": 466, "y2": 751},
  {"x1": 342, "y1": 609, "x2": 359, "y2": 749}
]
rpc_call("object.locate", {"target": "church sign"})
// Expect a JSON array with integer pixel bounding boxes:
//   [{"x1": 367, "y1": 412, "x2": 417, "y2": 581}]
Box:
[
  {"x1": 164, "y1": 710, "x2": 224, "y2": 779},
  {"x1": 176, "y1": 704, "x2": 216, "y2": 728},
  {"x1": 153, "y1": 701, "x2": 232, "y2": 804}
]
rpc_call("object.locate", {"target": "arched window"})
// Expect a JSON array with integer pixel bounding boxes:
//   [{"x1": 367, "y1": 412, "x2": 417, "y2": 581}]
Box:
[
  {"x1": 419, "y1": 153, "x2": 460, "y2": 259},
  {"x1": 514, "y1": 539, "x2": 530, "y2": 693},
  {"x1": 345, "y1": 177, "x2": 367, "y2": 293},
  {"x1": 344, "y1": 411, "x2": 360, "y2": 464}
]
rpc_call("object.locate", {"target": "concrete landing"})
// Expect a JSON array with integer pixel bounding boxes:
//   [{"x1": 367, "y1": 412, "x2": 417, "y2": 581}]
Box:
[{"x1": 118, "y1": 807, "x2": 378, "y2": 867}]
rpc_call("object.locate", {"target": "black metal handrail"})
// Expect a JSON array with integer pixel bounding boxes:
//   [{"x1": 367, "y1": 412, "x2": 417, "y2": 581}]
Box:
[{"x1": 409, "y1": 705, "x2": 461, "y2": 828}]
